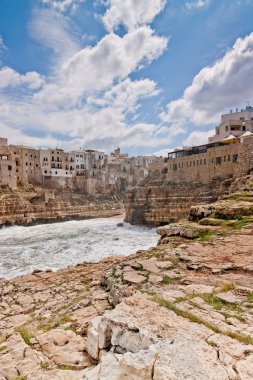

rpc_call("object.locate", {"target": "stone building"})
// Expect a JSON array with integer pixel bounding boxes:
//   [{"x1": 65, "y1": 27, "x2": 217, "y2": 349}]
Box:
[
  {"x1": 209, "y1": 105, "x2": 253, "y2": 143},
  {"x1": 0, "y1": 144, "x2": 16, "y2": 188},
  {"x1": 160, "y1": 136, "x2": 253, "y2": 183},
  {"x1": 9, "y1": 145, "x2": 42, "y2": 185}
]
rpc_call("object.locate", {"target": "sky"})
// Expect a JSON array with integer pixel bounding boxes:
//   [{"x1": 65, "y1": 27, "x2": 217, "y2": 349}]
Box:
[{"x1": 0, "y1": 0, "x2": 253, "y2": 156}]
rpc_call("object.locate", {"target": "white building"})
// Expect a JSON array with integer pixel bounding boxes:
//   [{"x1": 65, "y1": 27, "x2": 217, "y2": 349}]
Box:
[{"x1": 209, "y1": 106, "x2": 253, "y2": 143}]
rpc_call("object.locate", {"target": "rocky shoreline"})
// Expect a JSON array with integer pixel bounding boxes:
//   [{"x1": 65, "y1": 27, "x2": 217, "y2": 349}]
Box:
[
  {"x1": 0, "y1": 184, "x2": 124, "y2": 228},
  {"x1": 0, "y1": 175, "x2": 253, "y2": 379}
]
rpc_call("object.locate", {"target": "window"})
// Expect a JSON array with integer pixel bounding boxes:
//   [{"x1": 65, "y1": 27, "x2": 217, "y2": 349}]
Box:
[
  {"x1": 55, "y1": 171, "x2": 58, "y2": 174},
  {"x1": 76, "y1": 165, "x2": 79, "y2": 169},
  {"x1": 242, "y1": 125, "x2": 246, "y2": 131},
  {"x1": 8, "y1": 165, "x2": 12, "y2": 170},
  {"x1": 232, "y1": 154, "x2": 238, "y2": 163},
  {"x1": 44, "y1": 170, "x2": 47, "y2": 174},
  {"x1": 240, "y1": 117, "x2": 245, "y2": 121},
  {"x1": 26, "y1": 162, "x2": 28, "y2": 166},
  {"x1": 224, "y1": 156, "x2": 226, "y2": 162},
  {"x1": 173, "y1": 163, "x2": 177, "y2": 171},
  {"x1": 200, "y1": 159, "x2": 202, "y2": 165},
  {"x1": 225, "y1": 126, "x2": 229, "y2": 131},
  {"x1": 216, "y1": 157, "x2": 222, "y2": 165},
  {"x1": 228, "y1": 155, "x2": 231, "y2": 161},
  {"x1": 204, "y1": 159, "x2": 206, "y2": 165}
]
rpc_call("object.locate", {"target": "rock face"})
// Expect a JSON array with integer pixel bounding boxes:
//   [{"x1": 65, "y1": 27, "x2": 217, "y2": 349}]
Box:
[
  {"x1": 0, "y1": 176, "x2": 253, "y2": 379},
  {"x1": 124, "y1": 177, "x2": 232, "y2": 227},
  {"x1": 0, "y1": 184, "x2": 123, "y2": 227}
]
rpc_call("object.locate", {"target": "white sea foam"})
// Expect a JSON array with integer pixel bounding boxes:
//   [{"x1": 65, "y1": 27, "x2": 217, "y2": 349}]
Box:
[{"x1": 0, "y1": 217, "x2": 158, "y2": 279}]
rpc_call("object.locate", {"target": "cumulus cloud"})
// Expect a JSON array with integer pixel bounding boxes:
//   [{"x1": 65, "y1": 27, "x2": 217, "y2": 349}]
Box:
[
  {"x1": 0, "y1": 0, "x2": 170, "y2": 153},
  {"x1": 34, "y1": 27, "x2": 167, "y2": 108},
  {"x1": 41, "y1": 0, "x2": 85, "y2": 12},
  {"x1": 102, "y1": 0, "x2": 166, "y2": 31},
  {"x1": 185, "y1": 0, "x2": 210, "y2": 10},
  {"x1": 161, "y1": 32, "x2": 253, "y2": 127},
  {"x1": 183, "y1": 129, "x2": 214, "y2": 146},
  {"x1": 0, "y1": 67, "x2": 43, "y2": 90}
]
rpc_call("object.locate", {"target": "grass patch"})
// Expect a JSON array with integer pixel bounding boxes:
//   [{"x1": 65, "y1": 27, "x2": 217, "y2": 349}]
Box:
[
  {"x1": 207, "y1": 341, "x2": 218, "y2": 347},
  {"x1": 162, "y1": 275, "x2": 171, "y2": 284},
  {"x1": 152, "y1": 296, "x2": 253, "y2": 345},
  {"x1": 218, "y1": 281, "x2": 235, "y2": 293},
  {"x1": 111, "y1": 267, "x2": 117, "y2": 277},
  {"x1": 247, "y1": 292, "x2": 253, "y2": 302},
  {"x1": 196, "y1": 231, "x2": 214, "y2": 242},
  {"x1": 0, "y1": 345, "x2": 7, "y2": 351},
  {"x1": 11, "y1": 377, "x2": 27, "y2": 380},
  {"x1": 40, "y1": 361, "x2": 50, "y2": 370},
  {"x1": 200, "y1": 293, "x2": 242, "y2": 312},
  {"x1": 153, "y1": 296, "x2": 221, "y2": 334},
  {"x1": 15, "y1": 326, "x2": 33, "y2": 345},
  {"x1": 58, "y1": 364, "x2": 78, "y2": 370}
]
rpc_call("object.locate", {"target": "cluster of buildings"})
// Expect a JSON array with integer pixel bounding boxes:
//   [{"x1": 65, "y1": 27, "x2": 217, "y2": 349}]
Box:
[
  {"x1": 0, "y1": 140, "x2": 163, "y2": 194},
  {"x1": 1, "y1": 106, "x2": 253, "y2": 193},
  {"x1": 150, "y1": 106, "x2": 253, "y2": 183}
]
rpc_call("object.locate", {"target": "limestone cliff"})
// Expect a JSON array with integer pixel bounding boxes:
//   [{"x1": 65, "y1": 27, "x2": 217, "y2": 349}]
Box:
[
  {"x1": 0, "y1": 184, "x2": 123, "y2": 227},
  {"x1": 124, "y1": 175, "x2": 233, "y2": 226}
]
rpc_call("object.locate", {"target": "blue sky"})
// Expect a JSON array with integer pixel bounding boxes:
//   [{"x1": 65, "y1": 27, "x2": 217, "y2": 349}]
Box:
[{"x1": 0, "y1": 0, "x2": 253, "y2": 155}]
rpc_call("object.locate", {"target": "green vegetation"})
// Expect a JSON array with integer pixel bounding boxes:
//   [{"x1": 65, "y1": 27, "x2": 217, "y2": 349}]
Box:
[
  {"x1": 207, "y1": 341, "x2": 218, "y2": 347},
  {"x1": 162, "y1": 275, "x2": 171, "y2": 284},
  {"x1": 199, "y1": 293, "x2": 242, "y2": 312},
  {"x1": 0, "y1": 345, "x2": 7, "y2": 351},
  {"x1": 152, "y1": 295, "x2": 253, "y2": 345},
  {"x1": 40, "y1": 361, "x2": 50, "y2": 370},
  {"x1": 58, "y1": 364, "x2": 78, "y2": 370},
  {"x1": 15, "y1": 326, "x2": 33, "y2": 345},
  {"x1": 247, "y1": 292, "x2": 253, "y2": 302},
  {"x1": 218, "y1": 282, "x2": 235, "y2": 293},
  {"x1": 11, "y1": 377, "x2": 27, "y2": 380},
  {"x1": 196, "y1": 231, "x2": 214, "y2": 242}
]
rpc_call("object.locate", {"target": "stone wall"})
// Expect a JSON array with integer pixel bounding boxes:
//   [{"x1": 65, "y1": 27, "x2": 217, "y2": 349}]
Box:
[
  {"x1": 150, "y1": 137, "x2": 253, "y2": 184},
  {"x1": 125, "y1": 138, "x2": 253, "y2": 226}
]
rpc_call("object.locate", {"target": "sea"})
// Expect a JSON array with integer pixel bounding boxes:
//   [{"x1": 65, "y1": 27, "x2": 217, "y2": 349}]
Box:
[{"x1": 0, "y1": 217, "x2": 158, "y2": 279}]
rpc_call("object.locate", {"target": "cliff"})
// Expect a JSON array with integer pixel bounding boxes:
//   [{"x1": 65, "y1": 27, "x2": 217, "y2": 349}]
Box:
[
  {"x1": 124, "y1": 175, "x2": 233, "y2": 226},
  {"x1": 0, "y1": 175, "x2": 253, "y2": 379},
  {"x1": 0, "y1": 184, "x2": 124, "y2": 227}
]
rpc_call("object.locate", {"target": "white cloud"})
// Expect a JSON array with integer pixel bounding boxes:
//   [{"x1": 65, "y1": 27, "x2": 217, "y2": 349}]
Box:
[
  {"x1": 102, "y1": 0, "x2": 166, "y2": 31},
  {"x1": 185, "y1": 0, "x2": 210, "y2": 10},
  {"x1": 183, "y1": 129, "x2": 214, "y2": 146},
  {"x1": 0, "y1": 0, "x2": 170, "y2": 153},
  {"x1": 34, "y1": 27, "x2": 167, "y2": 108},
  {"x1": 0, "y1": 67, "x2": 43, "y2": 90},
  {"x1": 0, "y1": 35, "x2": 7, "y2": 51},
  {"x1": 29, "y1": 8, "x2": 81, "y2": 64},
  {"x1": 41, "y1": 0, "x2": 85, "y2": 12},
  {"x1": 161, "y1": 32, "x2": 253, "y2": 127},
  {"x1": 90, "y1": 78, "x2": 160, "y2": 113}
]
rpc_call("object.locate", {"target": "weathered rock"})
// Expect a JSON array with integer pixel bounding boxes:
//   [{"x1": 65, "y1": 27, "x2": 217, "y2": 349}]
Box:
[{"x1": 123, "y1": 271, "x2": 147, "y2": 284}]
